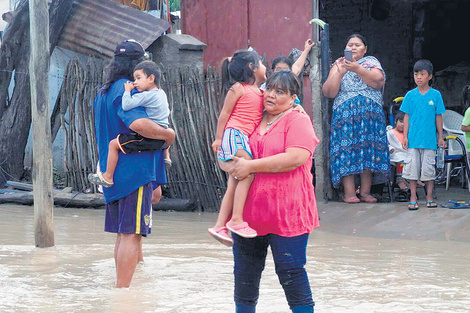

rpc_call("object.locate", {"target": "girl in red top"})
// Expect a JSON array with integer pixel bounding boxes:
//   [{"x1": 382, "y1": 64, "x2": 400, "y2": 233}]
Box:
[{"x1": 208, "y1": 50, "x2": 267, "y2": 245}]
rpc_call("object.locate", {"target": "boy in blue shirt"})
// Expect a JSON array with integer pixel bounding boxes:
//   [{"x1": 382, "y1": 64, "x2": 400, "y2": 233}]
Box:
[{"x1": 400, "y1": 59, "x2": 445, "y2": 210}]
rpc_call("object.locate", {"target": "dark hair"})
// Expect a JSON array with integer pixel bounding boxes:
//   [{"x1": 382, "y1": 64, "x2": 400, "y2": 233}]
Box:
[
  {"x1": 265, "y1": 70, "x2": 300, "y2": 97},
  {"x1": 102, "y1": 55, "x2": 145, "y2": 93},
  {"x1": 413, "y1": 59, "x2": 433, "y2": 75},
  {"x1": 271, "y1": 56, "x2": 293, "y2": 71},
  {"x1": 134, "y1": 60, "x2": 161, "y2": 86},
  {"x1": 395, "y1": 111, "x2": 404, "y2": 124},
  {"x1": 347, "y1": 33, "x2": 368, "y2": 47},
  {"x1": 221, "y1": 50, "x2": 261, "y2": 94}
]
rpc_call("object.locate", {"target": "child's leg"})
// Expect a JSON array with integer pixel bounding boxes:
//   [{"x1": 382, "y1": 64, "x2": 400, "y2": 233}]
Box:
[
  {"x1": 425, "y1": 180, "x2": 434, "y2": 202},
  {"x1": 213, "y1": 172, "x2": 238, "y2": 228},
  {"x1": 229, "y1": 174, "x2": 254, "y2": 224},
  {"x1": 409, "y1": 180, "x2": 418, "y2": 202},
  {"x1": 164, "y1": 148, "x2": 171, "y2": 160},
  {"x1": 102, "y1": 138, "x2": 120, "y2": 183},
  {"x1": 164, "y1": 147, "x2": 172, "y2": 169},
  {"x1": 227, "y1": 149, "x2": 253, "y2": 226},
  {"x1": 225, "y1": 149, "x2": 257, "y2": 238},
  {"x1": 396, "y1": 163, "x2": 408, "y2": 190}
]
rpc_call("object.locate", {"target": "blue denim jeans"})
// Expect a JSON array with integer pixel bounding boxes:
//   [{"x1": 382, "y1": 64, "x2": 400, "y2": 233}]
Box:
[{"x1": 233, "y1": 233, "x2": 314, "y2": 313}]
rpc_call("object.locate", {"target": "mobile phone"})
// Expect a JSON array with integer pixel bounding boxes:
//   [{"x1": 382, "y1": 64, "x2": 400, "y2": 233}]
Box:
[{"x1": 344, "y1": 49, "x2": 353, "y2": 61}]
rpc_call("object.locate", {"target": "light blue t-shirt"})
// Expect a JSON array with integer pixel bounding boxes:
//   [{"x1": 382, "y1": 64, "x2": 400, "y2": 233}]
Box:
[
  {"x1": 94, "y1": 78, "x2": 166, "y2": 203},
  {"x1": 400, "y1": 87, "x2": 445, "y2": 150},
  {"x1": 122, "y1": 88, "x2": 170, "y2": 128}
]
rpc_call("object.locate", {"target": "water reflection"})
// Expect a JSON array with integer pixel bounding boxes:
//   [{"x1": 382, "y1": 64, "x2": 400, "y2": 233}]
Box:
[{"x1": 0, "y1": 204, "x2": 469, "y2": 313}]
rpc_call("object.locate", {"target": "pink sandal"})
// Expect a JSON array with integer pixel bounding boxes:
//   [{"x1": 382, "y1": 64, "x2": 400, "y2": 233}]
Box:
[
  {"x1": 226, "y1": 222, "x2": 257, "y2": 238},
  {"x1": 208, "y1": 226, "x2": 233, "y2": 247}
]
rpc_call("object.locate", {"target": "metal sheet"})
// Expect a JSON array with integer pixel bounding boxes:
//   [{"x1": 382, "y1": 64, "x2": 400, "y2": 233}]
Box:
[
  {"x1": 182, "y1": 0, "x2": 313, "y2": 68},
  {"x1": 57, "y1": 0, "x2": 170, "y2": 59},
  {"x1": 181, "y1": 0, "x2": 313, "y2": 117}
]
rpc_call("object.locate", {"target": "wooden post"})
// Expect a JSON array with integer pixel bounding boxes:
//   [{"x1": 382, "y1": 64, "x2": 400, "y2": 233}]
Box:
[
  {"x1": 310, "y1": 0, "x2": 328, "y2": 201},
  {"x1": 29, "y1": 0, "x2": 55, "y2": 247}
]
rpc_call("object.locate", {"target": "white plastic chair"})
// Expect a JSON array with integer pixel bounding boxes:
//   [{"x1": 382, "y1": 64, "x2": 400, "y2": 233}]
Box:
[{"x1": 442, "y1": 110, "x2": 469, "y2": 190}]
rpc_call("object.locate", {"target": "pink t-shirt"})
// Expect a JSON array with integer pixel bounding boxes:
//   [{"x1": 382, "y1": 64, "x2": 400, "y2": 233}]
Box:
[
  {"x1": 393, "y1": 128, "x2": 404, "y2": 144},
  {"x1": 225, "y1": 83, "x2": 264, "y2": 136},
  {"x1": 244, "y1": 110, "x2": 320, "y2": 237}
]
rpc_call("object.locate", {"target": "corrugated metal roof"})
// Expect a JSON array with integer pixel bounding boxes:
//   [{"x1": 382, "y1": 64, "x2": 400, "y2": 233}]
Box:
[{"x1": 57, "y1": 0, "x2": 170, "y2": 59}]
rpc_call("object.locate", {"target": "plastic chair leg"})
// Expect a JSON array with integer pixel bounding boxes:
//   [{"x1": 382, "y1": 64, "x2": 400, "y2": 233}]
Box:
[{"x1": 446, "y1": 163, "x2": 451, "y2": 190}]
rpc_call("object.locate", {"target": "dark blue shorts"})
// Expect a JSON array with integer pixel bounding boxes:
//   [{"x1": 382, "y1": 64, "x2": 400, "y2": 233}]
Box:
[{"x1": 105, "y1": 183, "x2": 153, "y2": 235}]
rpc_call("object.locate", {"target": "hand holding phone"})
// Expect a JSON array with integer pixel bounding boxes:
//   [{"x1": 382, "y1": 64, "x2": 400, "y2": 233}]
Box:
[{"x1": 344, "y1": 49, "x2": 353, "y2": 61}]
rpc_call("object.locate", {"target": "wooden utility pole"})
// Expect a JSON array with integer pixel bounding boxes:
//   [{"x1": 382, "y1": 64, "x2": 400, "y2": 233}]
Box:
[
  {"x1": 29, "y1": 0, "x2": 55, "y2": 247},
  {"x1": 310, "y1": 0, "x2": 327, "y2": 201}
]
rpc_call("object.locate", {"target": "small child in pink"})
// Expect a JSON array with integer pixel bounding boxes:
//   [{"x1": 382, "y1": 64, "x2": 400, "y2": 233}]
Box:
[{"x1": 208, "y1": 50, "x2": 266, "y2": 246}]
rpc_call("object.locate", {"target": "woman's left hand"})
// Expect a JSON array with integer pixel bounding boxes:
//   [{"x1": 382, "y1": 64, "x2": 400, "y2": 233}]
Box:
[{"x1": 229, "y1": 156, "x2": 252, "y2": 180}]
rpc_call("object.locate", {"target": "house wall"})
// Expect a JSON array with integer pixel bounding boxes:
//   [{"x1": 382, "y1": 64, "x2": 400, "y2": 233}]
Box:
[
  {"x1": 181, "y1": 0, "x2": 314, "y2": 117},
  {"x1": 181, "y1": 0, "x2": 470, "y2": 119},
  {"x1": 320, "y1": 0, "x2": 414, "y2": 106},
  {"x1": 182, "y1": 0, "x2": 313, "y2": 69}
]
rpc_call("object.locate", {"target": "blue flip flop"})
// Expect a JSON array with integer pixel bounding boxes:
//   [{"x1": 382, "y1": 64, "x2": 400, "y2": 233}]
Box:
[
  {"x1": 441, "y1": 200, "x2": 470, "y2": 209},
  {"x1": 408, "y1": 201, "x2": 418, "y2": 210}
]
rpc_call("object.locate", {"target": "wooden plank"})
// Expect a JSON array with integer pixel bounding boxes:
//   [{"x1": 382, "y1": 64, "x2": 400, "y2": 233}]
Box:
[
  {"x1": 0, "y1": 191, "x2": 195, "y2": 211},
  {"x1": 4, "y1": 181, "x2": 62, "y2": 192},
  {"x1": 153, "y1": 198, "x2": 196, "y2": 212},
  {"x1": 0, "y1": 191, "x2": 103, "y2": 208}
]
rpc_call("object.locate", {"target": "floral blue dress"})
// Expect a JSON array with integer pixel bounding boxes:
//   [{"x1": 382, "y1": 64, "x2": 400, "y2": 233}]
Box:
[{"x1": 330, "y1": 56, "x2": 390, "y2": 186}]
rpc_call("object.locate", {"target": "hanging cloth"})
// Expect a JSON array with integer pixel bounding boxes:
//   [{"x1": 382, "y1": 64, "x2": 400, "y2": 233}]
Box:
[{"x1": 131, "y1": 0, "x2": 150, "y2": 10}]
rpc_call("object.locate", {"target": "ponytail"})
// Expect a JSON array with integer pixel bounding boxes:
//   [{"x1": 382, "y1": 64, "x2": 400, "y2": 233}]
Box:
[
  {"x1": 221, "y1": 57, "x2": 232, "y2": 96},
  {"x1": 220, "y1": 50, "x2": 260, "y2": 97}
]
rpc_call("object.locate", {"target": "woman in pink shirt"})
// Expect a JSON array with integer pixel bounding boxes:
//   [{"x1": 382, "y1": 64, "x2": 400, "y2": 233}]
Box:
[{"x1": 229, "y1": 71, "x2": 320, "y2": 313}]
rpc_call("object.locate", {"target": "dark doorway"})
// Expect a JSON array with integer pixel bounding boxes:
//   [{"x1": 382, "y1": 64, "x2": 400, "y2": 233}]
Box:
[{"x1": 422, "y1": 0, "x2": 470, "y2": 72}]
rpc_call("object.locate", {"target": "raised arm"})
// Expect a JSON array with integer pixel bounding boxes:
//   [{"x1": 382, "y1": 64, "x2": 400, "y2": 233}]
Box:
[
  {"x1": 322, "y1": 58, "x2": 347, "y2": 98},
  {"x1": 291, "y1": 39, "x2": 314, "y2": 76},
  {"x1": 211, "y1": 83, "x2": 244, "y2": 153},
  {"x1": 122, "y1": 91, "x2": 150, "y2": 111}
]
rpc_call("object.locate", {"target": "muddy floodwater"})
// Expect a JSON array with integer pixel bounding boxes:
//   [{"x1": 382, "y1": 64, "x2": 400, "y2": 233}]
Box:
[{"x1": 1, "y1": 204, "x2": 469, "y2": 313}]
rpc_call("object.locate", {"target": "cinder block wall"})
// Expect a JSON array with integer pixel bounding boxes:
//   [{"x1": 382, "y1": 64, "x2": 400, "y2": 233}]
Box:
[{"x1": 320, "y1": 0, "x2": 414, "y2": 107}]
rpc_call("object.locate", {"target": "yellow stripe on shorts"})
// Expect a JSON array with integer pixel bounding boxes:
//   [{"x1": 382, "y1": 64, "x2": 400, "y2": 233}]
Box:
[{"x1": 135, "y1": 186, "x2": 143, "y2": 234}]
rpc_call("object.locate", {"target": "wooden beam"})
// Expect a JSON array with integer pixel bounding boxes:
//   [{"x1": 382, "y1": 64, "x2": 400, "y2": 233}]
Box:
[{"x1": 29, "y1": 0, "x2": 55, "y2": 248}]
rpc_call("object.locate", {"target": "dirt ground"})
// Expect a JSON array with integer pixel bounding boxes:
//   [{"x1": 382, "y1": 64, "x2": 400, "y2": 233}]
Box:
[{"x1": 318, "y1": 185, "x2": 470, "y2": 242}]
